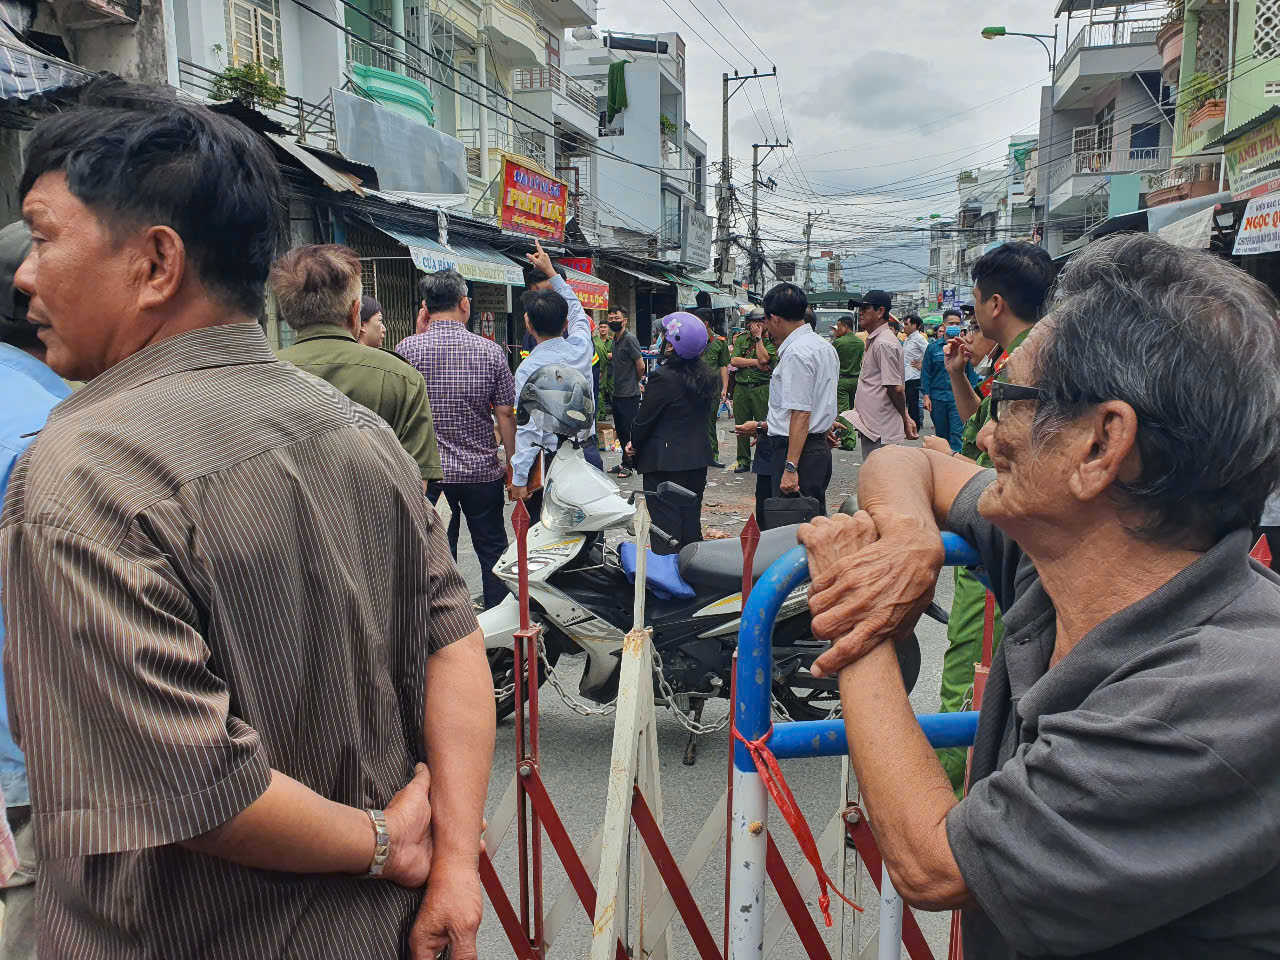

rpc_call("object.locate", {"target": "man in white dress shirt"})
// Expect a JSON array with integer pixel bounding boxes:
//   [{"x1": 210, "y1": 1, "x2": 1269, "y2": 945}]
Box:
[{"x1": 734, "y1": 282, "x2": 839, "y2": 522}]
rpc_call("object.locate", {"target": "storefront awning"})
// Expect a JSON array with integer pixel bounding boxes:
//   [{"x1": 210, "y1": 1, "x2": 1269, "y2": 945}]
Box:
[
  {"x1": 664, "y1": 271, "x2": 722, "y2": 296},
  {"x1": 0, "y1": 24, "x2": 91, "y2": 105},
  {"x1": 606, "y1": 262, "x2": 673, "y2": 286},
  {"x1": 561, "y1": 265, "x2": 610, "y2": 311},
  {"x1": 369, "y1": 220, "x2": 525, "y2": 286}
]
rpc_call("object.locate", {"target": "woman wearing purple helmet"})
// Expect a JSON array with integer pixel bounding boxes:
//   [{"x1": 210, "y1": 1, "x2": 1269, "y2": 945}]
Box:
[{"x1": 625, "y1": 312, "x2": 718, "y2": 553}]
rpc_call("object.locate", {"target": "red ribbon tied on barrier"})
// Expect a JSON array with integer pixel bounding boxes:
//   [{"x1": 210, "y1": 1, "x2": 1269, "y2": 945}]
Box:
[{"x1": 732, "y1": 723, "x2": 863, "y2": 925}]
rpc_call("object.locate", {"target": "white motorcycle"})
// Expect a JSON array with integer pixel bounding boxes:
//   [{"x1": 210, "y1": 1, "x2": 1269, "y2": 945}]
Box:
[{"x1": 480, "y1": 438, "x2": 921, "y2": 726}]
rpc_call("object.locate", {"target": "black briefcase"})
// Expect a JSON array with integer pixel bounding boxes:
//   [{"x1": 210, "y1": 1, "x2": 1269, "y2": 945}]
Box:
[{"x1": 761, "y1": 494, "x2": 822, "y2": 529}]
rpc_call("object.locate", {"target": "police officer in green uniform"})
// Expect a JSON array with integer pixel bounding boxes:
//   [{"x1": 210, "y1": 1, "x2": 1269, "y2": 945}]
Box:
[
  {"x1": 728, "y1": 308, "x2": 778, "y2": 472},
  {"x1": 696, "y1": 308, "x2": 731, "y2": 466},
  {"x1": 934, "y1": 239, "x2": 1052, "y2": 796},
  {"x1": 831, "y1": 314, "x2": 864, "y2": 414},
  {"x1": 593, "y1": 325, "x2": 612, "y2": 422}
]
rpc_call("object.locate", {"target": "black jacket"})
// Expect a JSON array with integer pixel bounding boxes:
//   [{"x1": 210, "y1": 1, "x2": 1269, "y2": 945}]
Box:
[{"x1": 630, "y1": 363, "x2": 715, "y2": 474}]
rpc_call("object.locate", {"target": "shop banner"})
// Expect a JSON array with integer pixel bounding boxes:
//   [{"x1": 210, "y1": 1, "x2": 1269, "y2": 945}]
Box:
[
  {"x1": 1225, "y1": 115, "x2": 1280, "y2": 200},
  {"x1": 407, "y1": 245, "x2": 523, "y2": 286},
  {"x1": 1157, "y1": 205, "x2": 1215, "y2": 249},
  {"x1": 557, "y1": 257, "x2": 594, "y2": 274},
  {"x1": 1233, "y1": 191, "x2": 1280, "y2": 256},
  {"x1": 568, "y1": 276, "x2": 610, "y2": 311},
  {"x1": 500, "y1": 158, "x2": 569, "y2": 241}
]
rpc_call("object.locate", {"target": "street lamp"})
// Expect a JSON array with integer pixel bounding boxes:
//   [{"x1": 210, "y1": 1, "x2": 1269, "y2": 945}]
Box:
[{"x1": 981, "y1": 24, "x2": 1059, "y2": 251}]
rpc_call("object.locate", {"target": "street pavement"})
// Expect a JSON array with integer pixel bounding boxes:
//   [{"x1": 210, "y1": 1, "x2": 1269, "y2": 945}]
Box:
[{"x1": 444, "y1": 413, "x2": 960, "y2": 959}]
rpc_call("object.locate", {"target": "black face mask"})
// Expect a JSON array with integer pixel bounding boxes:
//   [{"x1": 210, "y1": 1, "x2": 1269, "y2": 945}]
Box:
[{"x1": 608, "y1": 321, "x2": 624, "y2": 332}]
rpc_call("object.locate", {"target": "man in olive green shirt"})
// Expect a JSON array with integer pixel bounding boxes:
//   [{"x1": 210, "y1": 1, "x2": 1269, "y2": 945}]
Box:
[
  {"x1": 729, "y1": 312, "x2": 777, "y2": 471},
  {"x1": 697, "y1": 308, "x2": 731, "y2": 466},
  {"x1": 593, "y1": 326, "x2": 613, "y2": 422},
  {"x1": 832, "y1": 314, "x2": 864, "y2": 415},
  {"x1": 272, "y1": 244, "x2": 442, "y2": 484}
]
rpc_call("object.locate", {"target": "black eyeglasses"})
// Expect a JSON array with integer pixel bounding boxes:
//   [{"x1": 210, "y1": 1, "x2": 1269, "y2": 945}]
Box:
[{"x1": 988, "y1": 379, "x2": 1044, "y2": 423}]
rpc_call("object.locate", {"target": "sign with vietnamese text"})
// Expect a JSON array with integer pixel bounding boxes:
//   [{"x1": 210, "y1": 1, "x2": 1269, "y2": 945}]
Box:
[
  {"x1": 408, "y1": 245, "x2": 524, "y2": 286},
  {"x1": 681, "y1": 205, "x2": 713, "y2": 266},
  {"x1": 500, "y1": 157, "x2": 568, "y2": 241},
  {"x1": 1157, "y1": 205, "x2": 1215, "y2": 249},
  {"x1": 942, "y1": 288, "x2": 956, "y2": 307},
  {"x1": 1225, "y1": 115, "x2": 1280, "y2": 200},
  {"x1": 1233, "y1": 191, "x2": 1280, "y2": 256},
  {"x1": 557, "y1": 257, "x2": 594, "y2": 274},
  {"x1": 567, "y1": 275, "x2": 610, "y2": 311},
  {"x1": 470, "y1": 281, "x2": 509, "y2": 314}
]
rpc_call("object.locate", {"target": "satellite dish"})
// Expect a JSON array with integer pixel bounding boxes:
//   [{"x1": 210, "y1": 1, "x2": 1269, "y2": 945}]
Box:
[{"x1": 572, "y1": 26, "x2": 596, "y2": 40}]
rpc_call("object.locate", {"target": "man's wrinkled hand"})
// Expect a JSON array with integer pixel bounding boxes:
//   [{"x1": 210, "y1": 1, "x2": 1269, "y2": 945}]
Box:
[
  {"x1": 382, "y1": 764, "x2": 433, "y2": 889},
  {"x1": 409, "y1": 861, "x2": 484, "y2": 960},
  {"x1": 797, "y1": 513, "x2": 879, "y2": 595},
  {"x1": 799, "y1": 517, "x2": 943, "y2": 678}
]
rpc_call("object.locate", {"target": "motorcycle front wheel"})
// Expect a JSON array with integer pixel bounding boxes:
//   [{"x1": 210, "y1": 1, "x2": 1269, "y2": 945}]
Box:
[
  {"x1": 770, "y1": 631, "x2": 921, "y2": 722},
  {"x1": 491, "y1": 645, "x2": 562, "y2": 722}
]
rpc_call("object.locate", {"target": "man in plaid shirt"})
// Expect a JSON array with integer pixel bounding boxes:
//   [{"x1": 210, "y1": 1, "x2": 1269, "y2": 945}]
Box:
[{"x1": 397, "y1": 269, "x2": 516, "y2": 610}]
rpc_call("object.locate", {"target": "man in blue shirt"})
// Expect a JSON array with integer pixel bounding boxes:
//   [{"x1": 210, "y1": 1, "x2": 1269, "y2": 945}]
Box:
[
  {"x1": 510, "y1": 241, "x2": 603, "y2": 514},
  {"x1": 0, "y1": 221, "x2": 70, "y2": 958},
  {"x1": 919, "y1": 307, "x2": 977, "y2": 452}
]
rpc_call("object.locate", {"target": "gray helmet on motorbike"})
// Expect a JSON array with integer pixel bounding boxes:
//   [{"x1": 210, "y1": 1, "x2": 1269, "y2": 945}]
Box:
[{"x1": 516, "y1": 363, "x2": 594, "y2": 438}]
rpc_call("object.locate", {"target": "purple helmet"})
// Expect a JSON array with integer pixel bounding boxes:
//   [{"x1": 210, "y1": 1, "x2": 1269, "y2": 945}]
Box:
[{"x1": 660, "y1": 311, "x2": 709, "y2": 359}]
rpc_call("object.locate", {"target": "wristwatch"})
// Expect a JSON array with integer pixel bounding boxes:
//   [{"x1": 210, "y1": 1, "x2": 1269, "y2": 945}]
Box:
[
  {"x1": 784, "y1": 461, "x2": 799, "y2": 474},
  {"x1": 365, "y1": 808, "x2": 391, "y2": 878}
]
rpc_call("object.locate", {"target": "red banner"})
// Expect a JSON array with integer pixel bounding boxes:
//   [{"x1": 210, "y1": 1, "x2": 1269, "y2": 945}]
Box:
[
  {"x1": 557, "y1": 257, "x2": 594, "y2": 274},
  {"x1": 567, "y1": 276, "x2": 609, "y2": 312},
  {"x1": 500, "y1": 158, "x2": 568, "y2": 242}
]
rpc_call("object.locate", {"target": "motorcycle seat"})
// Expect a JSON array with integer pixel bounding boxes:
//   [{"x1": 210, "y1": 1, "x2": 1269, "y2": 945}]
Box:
[
  {"x1": 619, "y1": 542, "x2": 696, "y2": 600},
  {"x1": 676, "y1": 524, "x2": 801, "y2": 596}
]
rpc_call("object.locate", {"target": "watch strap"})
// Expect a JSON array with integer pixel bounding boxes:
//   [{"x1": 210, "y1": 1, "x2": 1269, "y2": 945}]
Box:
[
  {"x1": 784, "y1": 460, "x2": 799, "y2": 473},
  {"x1": 365, "y1": 808, "x2": 390, "y2": 878}
]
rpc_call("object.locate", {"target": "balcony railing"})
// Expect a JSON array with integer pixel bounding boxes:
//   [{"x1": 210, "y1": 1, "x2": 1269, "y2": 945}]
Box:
[
  {"x1": 177, "y1": 58, "x2": 335, "y2": 148},
  {"x1": 1048, "y1": 145, "x2": 1172, "y2": 191},
  {"x1": 512, "y1": 66, "x2": 597, "y2": 116},
  {"x1": 1055, "y1": 17, "x2": 1164, "y2": 81},
  {"x1": 347, "y1": 36, "x2": 432, "y2": 90},
  {"x1": 457, "y1": 126, "x2": 549, "y2": 175}
]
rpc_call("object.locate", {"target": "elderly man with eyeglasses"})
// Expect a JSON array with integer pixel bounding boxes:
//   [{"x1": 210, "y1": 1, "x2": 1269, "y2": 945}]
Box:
[{"x1": 799, "y1": 234, "x2": 1280, "y2": 958}]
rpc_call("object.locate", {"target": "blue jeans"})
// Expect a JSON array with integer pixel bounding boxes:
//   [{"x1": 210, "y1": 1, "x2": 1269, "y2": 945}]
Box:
[{"x1": 930, "y1": 397, "x2": 965, "y2": 452}]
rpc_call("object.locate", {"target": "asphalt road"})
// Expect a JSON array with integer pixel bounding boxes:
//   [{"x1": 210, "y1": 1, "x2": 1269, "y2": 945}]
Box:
[{"x1": 443, "y1": 416, "x2": 959, "y2": 959}]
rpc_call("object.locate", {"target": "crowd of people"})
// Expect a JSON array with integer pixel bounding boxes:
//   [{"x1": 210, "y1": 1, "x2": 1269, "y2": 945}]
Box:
[{"x1": 0, "y1": 76, "x2": 1277, "y2": 960}]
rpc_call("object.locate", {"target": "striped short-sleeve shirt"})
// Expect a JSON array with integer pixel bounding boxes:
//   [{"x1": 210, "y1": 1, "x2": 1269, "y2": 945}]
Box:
[{"x1": 0, "y1": 322, "x2": 478, "y2": 958}]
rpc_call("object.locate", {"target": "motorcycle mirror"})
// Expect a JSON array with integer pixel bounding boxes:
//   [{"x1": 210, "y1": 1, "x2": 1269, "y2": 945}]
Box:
[{"x1": 655, "y1": 481, "x2": 697, "y2": 504}]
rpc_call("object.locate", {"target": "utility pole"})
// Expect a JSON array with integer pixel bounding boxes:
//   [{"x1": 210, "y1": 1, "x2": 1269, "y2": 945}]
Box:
[
  {"x1": 750, "y1": 140, "x2": 787, "y2": 294},
  {"x1": 801, "y1": 210, "x2": 826, "y2": 291},
  {"x1": 715, "y1": 67, "x2": 777, "y2": 288}
]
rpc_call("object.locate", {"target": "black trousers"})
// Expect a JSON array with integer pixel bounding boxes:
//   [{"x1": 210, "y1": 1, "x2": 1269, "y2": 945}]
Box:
[
  {"x1": 427, "y1": 477, "x2": 509, "y2": 609},
  {"x1": 642, "y1": 467, "x2": 708, "y2": 555},
  {"x1": 762, "y1": 433, "x2": 833, "y2": 526},
  {"x1": 612, "y1": 393, "x2": 641, "y2": 466},
  {"x1": 905, "y1": 379, "x2": 922, "y2": 427}
]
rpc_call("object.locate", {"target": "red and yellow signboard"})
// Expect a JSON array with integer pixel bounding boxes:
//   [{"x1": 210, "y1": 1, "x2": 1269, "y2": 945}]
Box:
[
  {"x1": 500, "y1": 157, "x2": 569, "y2": 242},
  {"x1": 568, "y1": 276, "x2": 610, "y2": 311}
]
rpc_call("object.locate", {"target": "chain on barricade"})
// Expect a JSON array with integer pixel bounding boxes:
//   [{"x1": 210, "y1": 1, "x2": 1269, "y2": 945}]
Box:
[
  {"x1": 651, "y1": 646, "x2": 732, "y2": 735},
  {"x1": 538, "y1": 636, "x2": 618, "y2": 717},
  {"x1": 494, "y1": 680, "x2": 517, "y2": 701}
]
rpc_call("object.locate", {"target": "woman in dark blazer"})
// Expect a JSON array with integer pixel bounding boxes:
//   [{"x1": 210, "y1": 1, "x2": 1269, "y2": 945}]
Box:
[{"x1": 626, "y1": 313, "x2": 718, "y2": 554}]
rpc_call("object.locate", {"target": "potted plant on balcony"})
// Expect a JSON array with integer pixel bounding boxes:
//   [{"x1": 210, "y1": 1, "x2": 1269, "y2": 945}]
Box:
[
  {"x1": 210, "y1": 44, "x2": 287, "y2": 111},
  {"x1": 1181, "y1": 71, "x2": 1226, "y2": 131},
  {"x1": 659, "y1": 113, "x2": 678, "y2": 139}
]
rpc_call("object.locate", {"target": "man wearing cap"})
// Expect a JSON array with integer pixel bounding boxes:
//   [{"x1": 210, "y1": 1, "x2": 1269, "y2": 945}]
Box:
[
  {"x1": 729, "y1": 308, "x2": 777, "y2": 473},
  {"x1": 0, "y1": 221, "x2": 70, "y2": 959},
  {"x1": 848, "y1": 290, "x2": 917, "y2": 460}
]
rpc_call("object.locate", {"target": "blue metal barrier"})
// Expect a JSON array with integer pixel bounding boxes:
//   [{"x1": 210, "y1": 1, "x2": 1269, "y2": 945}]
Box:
[{"x1": 727, "y1": 533, "x2": 982, "y2": 959}]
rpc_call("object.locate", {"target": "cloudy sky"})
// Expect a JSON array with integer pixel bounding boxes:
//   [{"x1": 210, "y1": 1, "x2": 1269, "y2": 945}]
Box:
[{"x1": 592, "y1": 0, "x2": 1054, "y2": 261}]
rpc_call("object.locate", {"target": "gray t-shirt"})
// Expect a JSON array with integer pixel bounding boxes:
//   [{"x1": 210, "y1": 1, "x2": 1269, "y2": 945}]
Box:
[
  {"x1": 944, "y1": 472, "x2": 1280, "y2": 959},
  {"x1": 612, "y1": 332, "x2": 643, "y2": 398}
]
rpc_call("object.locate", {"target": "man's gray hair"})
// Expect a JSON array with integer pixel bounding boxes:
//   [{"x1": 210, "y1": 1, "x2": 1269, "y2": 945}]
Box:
[
  {"x1": 418, "y1": 269, "x2": 469, "y2": 314},
  {"x1": 1033, "y1": 233, "x2": 1280, "y2": 545}
]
